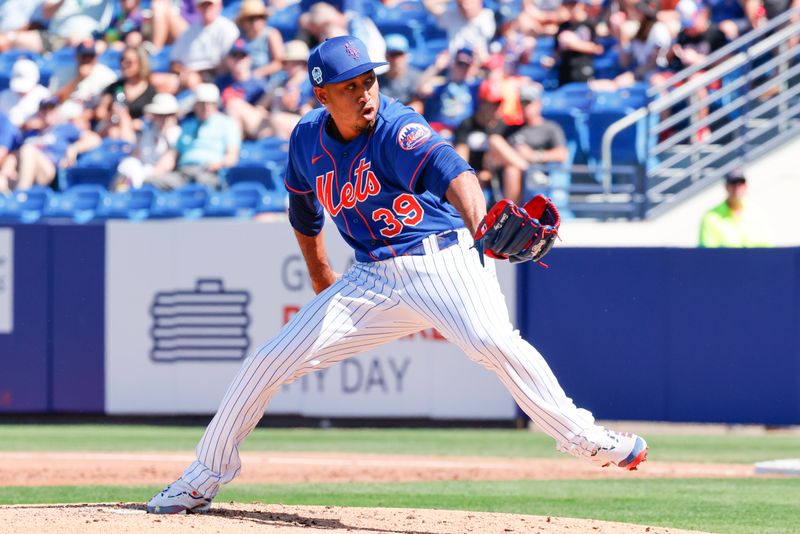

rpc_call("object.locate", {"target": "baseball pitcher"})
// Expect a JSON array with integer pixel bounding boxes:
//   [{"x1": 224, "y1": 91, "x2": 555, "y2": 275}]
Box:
[{"x1": 147, "y1": 36, "x2": 648, "y2": 514}]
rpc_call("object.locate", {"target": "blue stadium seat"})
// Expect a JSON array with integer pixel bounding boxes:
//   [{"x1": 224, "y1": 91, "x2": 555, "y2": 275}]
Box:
[
  {"x1": 43, "y1": 184, "x2": 108, "y2": 223},
  {"x1": 102, "y1": 185, "x2": 158, "y2": 220},
  {"x1": 150, "y1": 183, "x2": 212, "y2": 219},
  {"x1": 268, "y1": 4, "x2": 301, "y2": 42},
  {"x1": 38, "y1": 47, "x2": 77, "y2": 86},
  {"x1": 586, "y1": 106, "x2": 653, "y2": 182},
  {"x1": 541, "y1": 107, "x2": 588, "y2": 163},
  {"x1": 99, "y1": 48, "x2": 123, "y2": 76},
  {"x1": 592, "y1": 86, "x2": 648, "y2": 110},
  {"x1": 230, "y1": 181, "x2": 285, "y2": 214},
  {"x1": 222, "y1": 0, "x2": 242, "y2": 21},
  {"x1": 150, "y1": 45, "x2": 173, "y2": 73},
  {"x1": 5, "y1": 187, "x2": 53, "y2": 223},
  {"x1": 375, "y1": 20, "x2": 424, "y2": 51},
  {"x1": 61, "y1": 139, "x2": 133, "y2": 189},
  {"x1": 554, "y1": 82, "x2": 594, "y2": 111},
  {"x1": 373, "y1": 0, "x2": 429, "y2": 23}
]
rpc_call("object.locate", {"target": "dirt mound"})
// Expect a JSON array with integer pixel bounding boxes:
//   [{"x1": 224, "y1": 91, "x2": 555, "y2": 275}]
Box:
[{"x1": 0, "y1": 503, "x2": 709, "y2": 533}]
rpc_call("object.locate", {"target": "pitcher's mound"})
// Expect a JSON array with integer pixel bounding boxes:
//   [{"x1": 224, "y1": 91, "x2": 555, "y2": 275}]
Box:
[{"x1": 0, "y1": 503, "x2": 707, "y2": 533}]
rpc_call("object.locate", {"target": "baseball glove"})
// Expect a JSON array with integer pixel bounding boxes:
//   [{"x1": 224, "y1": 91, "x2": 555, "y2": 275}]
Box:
[{"x1": 473, "y1": 195, "x2": 560, "y2": 265}]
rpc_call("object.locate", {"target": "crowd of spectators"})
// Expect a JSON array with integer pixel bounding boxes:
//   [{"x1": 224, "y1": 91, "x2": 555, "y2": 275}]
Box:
[{"x1": 0, "y1": 0, "x2": 796, "y2": 202}]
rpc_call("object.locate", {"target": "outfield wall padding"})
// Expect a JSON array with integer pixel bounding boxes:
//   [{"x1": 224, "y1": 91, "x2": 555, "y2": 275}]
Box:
[
  {"x1": 518, "y1": 247, "x2": 800, "y2": 425},
  {"x1": 1, "y1": 220, "x2": 798, "y2": 423}
]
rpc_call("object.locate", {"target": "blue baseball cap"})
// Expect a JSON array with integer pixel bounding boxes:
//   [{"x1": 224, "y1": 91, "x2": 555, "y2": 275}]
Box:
[{"x1": 308, "y1": 36, "x2": 387, "y2": 87}]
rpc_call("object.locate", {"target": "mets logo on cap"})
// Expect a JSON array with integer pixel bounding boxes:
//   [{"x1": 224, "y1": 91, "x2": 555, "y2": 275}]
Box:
[
  {"x1": 344, "y1": 41, "x2": 360, "y2": 60},
  {"x1": 398, "y1": 123, "x2": 432, "y2": 151}
]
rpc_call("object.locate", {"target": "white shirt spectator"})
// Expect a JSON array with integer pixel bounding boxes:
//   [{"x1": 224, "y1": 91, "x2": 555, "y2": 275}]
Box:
[
  {"x1": 631, "y1": 21, "x2": 672, "y2": 70},
  {"x1": 170, "y1": 16, "x2": 240, "y2": 71},
  {"x1": 436, "y1": 3, "x2": 495, "y2": 59},
  {"x1": 51, "y1": 62, "x2": 119, "y2": 106},
  {"x1": 0, "y1": 59, "x2": 50, "y2": 127},
  {"x1": 0, "y1": 86, "x2": 50, "y2": 127},
  {"x1": 0, "y1": 0, "x2": 45, "y2": 32},
  {"x1": 44, "y1": 0, "x2": 114, "y2": 39}
]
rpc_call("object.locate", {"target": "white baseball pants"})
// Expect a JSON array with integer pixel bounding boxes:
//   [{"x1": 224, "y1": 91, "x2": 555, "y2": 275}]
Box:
[{"x1": 182, "y1": 229, "x2": 598, "y2": 497}]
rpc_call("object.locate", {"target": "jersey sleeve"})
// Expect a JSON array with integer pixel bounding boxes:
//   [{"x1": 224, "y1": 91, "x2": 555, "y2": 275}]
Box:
[
  {"x1": 387, "y1": 114, "x2": 473, "y2": 199},
  {"x1": 284, "y1": 128, "x2": 325, "y2": 236}
]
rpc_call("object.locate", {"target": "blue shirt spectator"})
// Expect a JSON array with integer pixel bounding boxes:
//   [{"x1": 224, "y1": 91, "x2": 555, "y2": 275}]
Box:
[{"x1": 176, "y1": 112, "x2": 241, "y2": 168}]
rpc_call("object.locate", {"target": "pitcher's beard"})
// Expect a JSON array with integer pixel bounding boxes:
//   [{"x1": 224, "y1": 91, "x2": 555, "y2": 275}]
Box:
[{"x1": 356, "y1": 119, "x2": 376, "y2": 134}]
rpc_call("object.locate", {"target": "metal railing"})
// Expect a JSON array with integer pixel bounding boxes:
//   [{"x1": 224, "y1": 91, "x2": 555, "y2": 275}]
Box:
[{"x1": 600, "y1": 8, "x2": 800, "y2": 218}]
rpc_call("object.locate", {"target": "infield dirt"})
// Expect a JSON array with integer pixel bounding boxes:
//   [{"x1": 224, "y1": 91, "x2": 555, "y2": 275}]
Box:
[{"x1": 0, "y1": 450, "x2": 750, "y2": 532}]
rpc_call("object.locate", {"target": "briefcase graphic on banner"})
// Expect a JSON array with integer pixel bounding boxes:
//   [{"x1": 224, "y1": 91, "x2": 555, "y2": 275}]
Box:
[{"x1": 150, "y1": 279, "x2": 251, "y2": 362}]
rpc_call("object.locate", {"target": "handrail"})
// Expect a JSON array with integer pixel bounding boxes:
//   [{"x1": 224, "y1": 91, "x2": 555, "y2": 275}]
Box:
[
  {"x1": 648, "y1": 7, "x2": 800, "y2": 97},
  {"x1": 597, "y1": 12, "x2": 800, "y2": 217}
]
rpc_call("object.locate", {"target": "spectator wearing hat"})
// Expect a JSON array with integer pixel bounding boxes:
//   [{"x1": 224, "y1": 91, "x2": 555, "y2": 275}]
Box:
[
  {"x1": 453, "y1": 79, "x2": 518, "y2": 201},
  {"x1": 299, "y1": 1, "x2": 387, "y2": 68},
  {"x1": 95, "y1": 45, "x2": 157, "y2": 142},
  {"x1": 167, "y1": 0, "x2": 240, "y2": 91},
  {"x1": 236, "y1": 0, "x2": 284, "y2": 79},
  {"x1": 150, "y1": 83, "x2": 240, "y2": 189},
  {"x1": 14, "y1": 97, "x2": 101, "y2": 191},
  {"x1": 418, "y1": 47, "x2": 481, "y2": 139},
  {"x1": 494, "y1": 84, "x2": 570, "y2": 209},
  {"x1": 51, "y1": 39, "x2": 119, "y2": 110},
  {"x1": 0, "y1": 59, "x2": 51, "y2": 129},
  {"x1": 423, "y1": 0, "x2": 495, "y2": 61},
  {"x1": 0, "y1": 0, "x2": 114, "y2": 53},
  {"x1": 116, "y1": 93, "x2": 182, "y2": 189},
  {"x1": 699, "y1": 169, "x2": 773, "y2": 248},
  {"x1": 216, "y1": 39, "x2": 271, "y2": 139},
  {"x1": 377, "y1": 34, "x2": 423, "y2": 110},
  {"x1": 261, "y1": 39, "x2": 316, "y2": 139}
]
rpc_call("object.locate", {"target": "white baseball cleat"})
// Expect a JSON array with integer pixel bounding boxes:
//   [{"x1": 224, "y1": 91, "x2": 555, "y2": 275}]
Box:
[
  {"x1": 590, "y1": 429, "x2": 648, "y2": 470},
  {"x1": 146, "y1": 479, "x2": 212, "y2": 514}
]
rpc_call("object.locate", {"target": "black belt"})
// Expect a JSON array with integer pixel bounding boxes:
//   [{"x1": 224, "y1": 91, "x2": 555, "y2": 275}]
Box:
[{"x1": 403, "y1": 230, "x2": 459, "y2": 256}]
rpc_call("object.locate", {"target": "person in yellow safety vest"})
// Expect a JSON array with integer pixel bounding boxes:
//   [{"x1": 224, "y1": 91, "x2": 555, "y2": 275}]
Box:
[{"x1": 699, "y1": 168, "x2": 773, "y2": 248}]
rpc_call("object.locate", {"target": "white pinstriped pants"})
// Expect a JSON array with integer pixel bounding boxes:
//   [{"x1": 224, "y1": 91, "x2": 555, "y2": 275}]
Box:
[{"x1": 182, "y1": 229, "x2": 598, "y2": 497}]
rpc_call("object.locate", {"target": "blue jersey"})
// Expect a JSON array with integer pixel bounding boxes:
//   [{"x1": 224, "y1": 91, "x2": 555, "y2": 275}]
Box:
[{"x1": 284, "y1": 95, "x2": 472, "y2": 262}]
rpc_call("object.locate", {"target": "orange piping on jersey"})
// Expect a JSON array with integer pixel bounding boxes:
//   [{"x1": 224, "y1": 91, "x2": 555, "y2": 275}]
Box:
[
  {"x1": 408, "y1": 141, "x2": 447, "y2": 190},
  {"x1": 284, "y1": 179, "x2": 313, "y2": 194},
  {"x1": 318, "y1": 115, "x2": 352, "y2": 236}
]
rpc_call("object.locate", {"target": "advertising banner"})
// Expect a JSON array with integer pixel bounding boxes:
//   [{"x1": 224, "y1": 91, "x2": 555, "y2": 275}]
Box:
[
  {"x1": 106, "y1": 219, "x2": 517, "y2": 419},
  {"x1": 0, "y1": 228, "x2": 12, "y2": 334}
]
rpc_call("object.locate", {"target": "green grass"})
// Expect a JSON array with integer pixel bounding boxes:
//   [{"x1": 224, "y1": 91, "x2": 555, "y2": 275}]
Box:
[
  {"x1": 2, "y1": 425, "x2": 798, "y2": 532},
  {"x1": 1, "y1": 479, "x2": 798, "y2": 534},
  {"x1": 0, "y1": 425, "x2": 797, "y2": 464}
]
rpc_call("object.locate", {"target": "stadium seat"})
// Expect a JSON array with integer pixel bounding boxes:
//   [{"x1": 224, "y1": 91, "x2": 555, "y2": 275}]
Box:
[
  {"x1": 222, "y1": 0, "x2": 241, "y2": 21},
  {"x1": 4, "y1": 187, "x2": 53, "y2": 223},
  {"x1": 151, "y1": 183, "x2": 212, "y2": 219},
  {"x1": 586, "y1": 106, "x2": 650, "y2": 183},
  {"x1": 554, "y1": 82, "x2": 594, "y2": 111},
  {"x1": 541, "y1": 107, "x2": 587, "y2": 164},
  {"x1": 150, "y1": 46, "x2": 173, "y2": 73},
  {"x1": 43, "y1": 184, "x2": 108, "y2": 223},
  {"x1": 102, "y1": 185, "x2": 158, "y2": 220},
  {"x1": 99, "y1": 49, "x2": 123, "y2": 76},
  {"x1": 61, "y1": 139, "x2": 133, "y2": 190},
  {"x1": 518, "y1": 63, "x2": 559, "y2": 91},
  {"x1": 268, "y1": 4, "x2": 301, "y2": 42},
  {"x1": 231, "y1": 181, "x2": 285, "y2": 214}
]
